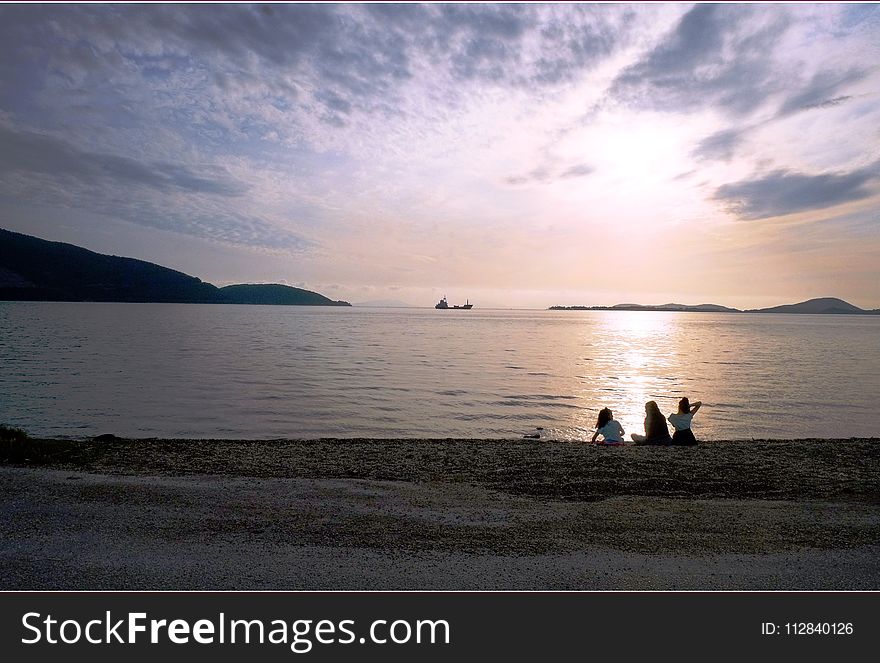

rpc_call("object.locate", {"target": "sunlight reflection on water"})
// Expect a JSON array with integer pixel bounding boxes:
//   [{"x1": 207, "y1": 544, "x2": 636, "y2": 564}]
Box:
[{"x1": 1, "y1": 303, "x2": 878, "y2": 440}]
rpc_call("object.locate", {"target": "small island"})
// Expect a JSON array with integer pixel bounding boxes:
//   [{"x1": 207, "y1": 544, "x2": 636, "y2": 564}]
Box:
[{"x1": 550, "y1": 298, "x2": 880, "y2": 315}]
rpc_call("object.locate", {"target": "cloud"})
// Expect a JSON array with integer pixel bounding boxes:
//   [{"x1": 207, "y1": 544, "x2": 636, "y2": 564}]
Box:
[
  {"x1": 0, "y1": 3, "x2": 633, "y2": 134},
  {"x1": 714, "y1": 162, "x2": 880, "y2": 219},
  {"x1": 531, "y1": 8, "x2": 621, "y2": 85},
  {"x1": 506, "y1": 162, "x2": 594, "y2": 185},
  {"x1": 127, "y1": 207, "x2": 314, "y2": 251},
  {"x1": 560, "y1": 163, "x2": 594, "y2": 179},
  {"x1": 0, "y1": 122, "x2": 313, "y2": 251},
  {"x1": 691, "y1": 66, "x2": 868, "y2": 163},
  {"x1": 692, "y1": 127, "x2": 747, "y2": 162},
  {"x1": 612, "y1": 4, "x2": 791, "y2": 116},
  {"x1": 439, "y1": 4, "x2": 623, "y2": 87},
  {"x1": 0, "y1": 123, "x2": 247, "y2": 196},
  {"x1": 0, "y1": 169, "x2": 311, "y2": 251},
  {"x1": 801, "y1": 95, "x2": 853, "y2": 111},
  {"x1": 505, "y1": 168, "x2": 549, "y2": 186},
  {"x1": 690, "y1": 66, "x2": 869, "y2": 163},
  {"x1": 776, "y1": 68, "x2": 867, "y2": 116}
]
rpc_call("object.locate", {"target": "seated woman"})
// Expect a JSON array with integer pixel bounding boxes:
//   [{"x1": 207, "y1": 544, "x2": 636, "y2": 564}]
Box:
[
  {"x1": 591, "y1": 407, "x2": 625, "y2": 445},
  {"x1": 667, "y1": 397, "x2": 701, "y2": 445},
  {"x1": 630, "y1": 401, "x2": 673, "y2": 445}
]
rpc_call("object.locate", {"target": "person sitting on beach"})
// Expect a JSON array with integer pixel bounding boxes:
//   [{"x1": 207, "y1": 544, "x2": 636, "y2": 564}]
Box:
[
  {"x1": 591, "y1": 407, "x2": 625, "y2": 445},
  {"x1": 667, "y1": 397, "x2": 701, "y2": 445},
  {"x1": 630, "y1": 401, "x2": 673, "y2": 445}
]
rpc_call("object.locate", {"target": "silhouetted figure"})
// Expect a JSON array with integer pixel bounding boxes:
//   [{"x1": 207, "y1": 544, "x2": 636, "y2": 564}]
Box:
[
  {"x1": 591, "y1": 407, "x2": 625, "y2": 445},
  {"x1": 630, "y1": 401, "x2": 673, "y2": 445},
  {"x1": 668, "y1": 397, "x2": 701, "y2": 445}
]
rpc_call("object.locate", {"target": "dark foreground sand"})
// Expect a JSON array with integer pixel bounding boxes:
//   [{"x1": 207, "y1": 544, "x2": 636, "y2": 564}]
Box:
[{"x1": 1, "y1": 438, "x2": 878, "y2": 589}]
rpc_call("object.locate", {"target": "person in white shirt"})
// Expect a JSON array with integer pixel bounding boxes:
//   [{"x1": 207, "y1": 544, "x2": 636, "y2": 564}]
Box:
[
  {"x1": 591, "y1": 407, "x2": 625, "y2": 445},
  {"x1": 667, "y1": 397, "x2": 701, "y2": 445}
]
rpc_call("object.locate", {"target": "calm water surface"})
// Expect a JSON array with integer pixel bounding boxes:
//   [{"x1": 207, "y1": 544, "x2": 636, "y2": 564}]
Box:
[{"x1": 1, "y1": 302, "x2": 878, "y2": 440}]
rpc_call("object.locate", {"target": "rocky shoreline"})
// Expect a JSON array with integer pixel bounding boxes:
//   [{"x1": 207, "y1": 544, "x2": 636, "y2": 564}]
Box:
[{"x1": 5, "y1": 437, "x2": 878, "y2": 502}]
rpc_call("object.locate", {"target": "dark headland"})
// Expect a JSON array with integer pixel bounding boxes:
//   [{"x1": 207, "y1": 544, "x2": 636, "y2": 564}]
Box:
[{"x1": 0, "y1": 227, "x2": 350, "y2": 306}]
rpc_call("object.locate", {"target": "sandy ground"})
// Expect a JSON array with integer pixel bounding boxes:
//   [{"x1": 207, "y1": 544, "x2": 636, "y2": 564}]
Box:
[{"x1": 1, "y1": 438, "x2": 878, "y2": 589}]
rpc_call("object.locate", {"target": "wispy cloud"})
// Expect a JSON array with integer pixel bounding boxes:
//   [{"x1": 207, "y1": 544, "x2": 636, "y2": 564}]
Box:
[
  {"x1": 506, "y1": 162, "x2": 594, "y2": 185},
  {"x1": 714, "y1": 162, "x2": 880, "y2": 220},
  {"x1": 560, "y1": 163, "x2": 595, "y2": 179},
  {"x1": 776, "y1": 68, "x2": 867, "y2": 117},
  {"x1": 611, "y1": 4, "x2": 792, "y2": 116},
  {"x1": 0, "y1": 124, "x2": 247, "y2": 196},
  {"x1": 691, "y1": 127, "x2": 747, "y2": 162}
]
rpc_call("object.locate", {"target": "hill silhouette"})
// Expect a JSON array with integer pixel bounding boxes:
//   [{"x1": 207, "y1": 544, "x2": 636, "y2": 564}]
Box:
[
  {"x1": 747, "y1": 297, "x2": 868, "y2": 314},
  {"x1": 0, "y1": 228, "x2": 350, "y2": 306},
  {"x1": 219, "y1": 283, "x2": 348, "y2": 306}
]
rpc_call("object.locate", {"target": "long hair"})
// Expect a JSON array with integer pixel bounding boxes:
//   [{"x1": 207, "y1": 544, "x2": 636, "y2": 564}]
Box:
[
  {"x1": 678, "y1": 397, "x2": 691, "y2": 414},
  {"x1": 596, "y1": 407, "x2": 613, "y2": 430},
  {"x1": 645, "y1": 401, "x2": 669, "y2": 439}
]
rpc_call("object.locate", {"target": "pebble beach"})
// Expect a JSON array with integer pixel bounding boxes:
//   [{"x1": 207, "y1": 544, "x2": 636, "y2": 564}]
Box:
[{"x1": 1, "y1": 437, "x2": 878, "y2": 589}]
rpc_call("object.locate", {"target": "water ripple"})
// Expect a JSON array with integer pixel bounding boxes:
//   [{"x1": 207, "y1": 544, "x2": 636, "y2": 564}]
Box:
[{"x1": 1, "y1": 303, "x2": 878, "y2": 440}]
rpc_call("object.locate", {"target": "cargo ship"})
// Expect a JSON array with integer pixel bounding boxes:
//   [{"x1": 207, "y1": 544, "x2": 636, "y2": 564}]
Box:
[{"x1": 435, "y1": 296, "x2": 473, "y2": 309}]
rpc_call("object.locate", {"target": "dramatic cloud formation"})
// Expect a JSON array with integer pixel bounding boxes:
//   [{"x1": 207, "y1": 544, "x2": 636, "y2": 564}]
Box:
[
  {"x1": 611, "y1": 4, "x2": 792, "y2": 116},
  {"x1": 0, "y1": 3, "x2": 878, "y2": 307}
]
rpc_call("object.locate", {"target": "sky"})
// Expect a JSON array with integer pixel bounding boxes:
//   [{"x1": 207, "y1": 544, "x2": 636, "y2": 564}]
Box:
[{"x1": 1, "y1": 2, "x2": 879, "y2": 309}]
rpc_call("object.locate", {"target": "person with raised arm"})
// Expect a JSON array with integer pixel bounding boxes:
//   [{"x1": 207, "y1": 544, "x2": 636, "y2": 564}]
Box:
[{"x1": 668, "y1": 397, "x2": 701, "y2": 445}]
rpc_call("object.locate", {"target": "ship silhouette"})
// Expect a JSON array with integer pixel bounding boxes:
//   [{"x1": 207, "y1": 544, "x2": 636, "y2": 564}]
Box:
[{"x1": 435, "y1": 296, "x2": 473, "y2": 310}]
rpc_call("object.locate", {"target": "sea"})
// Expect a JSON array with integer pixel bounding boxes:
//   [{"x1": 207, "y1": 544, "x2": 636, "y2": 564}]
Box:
[{"x1": 1, "y1": 302, "x2": 878, "y2": 440}]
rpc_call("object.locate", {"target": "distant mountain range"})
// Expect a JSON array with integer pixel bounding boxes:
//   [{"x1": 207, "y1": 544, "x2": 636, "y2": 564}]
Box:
[
  {"x1": 550, "y1": 297, "x2": 879, "y2": 315},
  {"x1": 0, "y1": 228, "x2": 350, "y2": 306}
]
